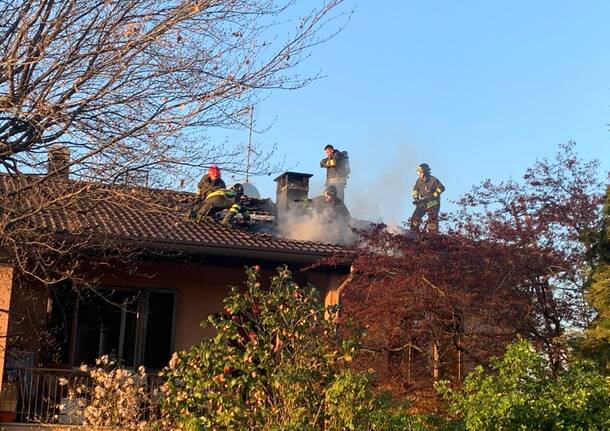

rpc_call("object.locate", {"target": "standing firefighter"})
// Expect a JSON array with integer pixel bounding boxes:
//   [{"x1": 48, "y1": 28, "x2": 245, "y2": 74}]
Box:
[
  {"x1": 320, "y1": 144, "x2": 350, "y2": 201},
  {"x1": 195, "y1": 183, "x2": 251, "y2": 226},
  {"x1": 410, "y1": 163, "x2": 445, "y2": 233}
]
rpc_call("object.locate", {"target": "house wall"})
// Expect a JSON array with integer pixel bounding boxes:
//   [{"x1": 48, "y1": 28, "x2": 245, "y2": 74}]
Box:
[
  {"x1": 4, "y1": 277, "x2": 49, "y2": 369},
  {"x1": 0, "y1": 265, "x2": 14, "y2": 390},
  {"x1": 103, "y1": 261, "x2": 346, "y2": 351},
  {"x1": 1, "y1": 258, "x2": 347, "y2": 377},
  {"x1": 104, "y1": 262, "x2": 247, "y2": 349}
]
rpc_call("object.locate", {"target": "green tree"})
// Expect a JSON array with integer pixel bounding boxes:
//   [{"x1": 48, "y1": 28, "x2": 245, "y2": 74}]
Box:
[
  {"x1": 437, "y1": 340, "x2": 610, "y2": 431},
  {"x1": 579, "y1": 188, "x2": 610, "y2": 370},
  {"x1": 158, "y1": 266, "x2": 421, "y2": 431}
]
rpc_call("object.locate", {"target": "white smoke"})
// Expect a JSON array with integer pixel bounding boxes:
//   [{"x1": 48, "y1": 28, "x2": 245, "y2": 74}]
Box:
[
  {"x1": 345, "y1": 131, "x2": 420, "y2": 226},
  {"x1": 272, "y1": 129, "x2": 421, "y2": 243},
  {"x1": 277, "y1": 204, "x2": 357, "y2": 245}
]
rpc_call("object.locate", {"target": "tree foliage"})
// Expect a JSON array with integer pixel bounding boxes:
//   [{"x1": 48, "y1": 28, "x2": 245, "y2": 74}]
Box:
[
  {"x1": 158, "y1": 266, "x2": 421, "y2": 431},
  {"x1": 577, "y1": 187, "x2": 610, "y2": 370},
  {"x1": 1, "y1": 0, "x2": 346, "y2": 179},
  {"x1": 451, "y1": 142, "x2": 606, "y2": 355},
  {"x1": 340, "y1": 143, "x2": 607, "y2": 401},
  {"x1": 342, "y1": 229, "x2": 536, "y2": 399},
  {"x1": 437, "y1": 340, "x2": 610, "y2": 431}
]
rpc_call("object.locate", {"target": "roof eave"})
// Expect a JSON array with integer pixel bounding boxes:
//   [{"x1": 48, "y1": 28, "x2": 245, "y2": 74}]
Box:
[{"x1": 55, "y1": 232, "x2": 353, "y2": 266}]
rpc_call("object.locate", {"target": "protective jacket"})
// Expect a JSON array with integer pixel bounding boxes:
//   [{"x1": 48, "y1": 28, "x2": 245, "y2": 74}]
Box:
[
  {"x1": 197, "y1": 175, "x2": 226, "y2": 198},
  {"x1": 195, "y1": 188, "x2": 250, "y2": 225},
  {"x1": 320, "y1": 150, "x2": 349, "y2": 183},
  {"x1": 412, "y1": 175, "x2": 445, "y2": 208}
]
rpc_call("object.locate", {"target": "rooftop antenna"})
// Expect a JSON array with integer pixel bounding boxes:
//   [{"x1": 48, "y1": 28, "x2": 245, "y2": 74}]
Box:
[
  {"x1": 240, "y1": 104, "x2": 262, "y2": 199},
  {"x1": 245, "y1": 105, "x2": 254, "y2": 183}
]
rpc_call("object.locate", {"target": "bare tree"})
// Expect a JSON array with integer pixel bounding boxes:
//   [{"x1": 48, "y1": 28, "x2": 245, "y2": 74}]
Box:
[
  {"x1": 1, "y1": 0, "x2": 347, "y2": 181},
  {"x1": 0, "y1": 0, "x2": 348, "y2": 325}
]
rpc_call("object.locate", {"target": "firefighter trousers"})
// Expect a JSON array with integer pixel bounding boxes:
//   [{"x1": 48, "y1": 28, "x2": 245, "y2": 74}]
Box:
[{"x1": 410, "y1": 204, "x2": 440, "y2": 233}]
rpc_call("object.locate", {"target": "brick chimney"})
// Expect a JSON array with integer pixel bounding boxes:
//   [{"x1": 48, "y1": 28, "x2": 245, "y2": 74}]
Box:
[
  {"x1": 47, "y1": 145, "x2": 70, "y2": 179},
  {"x1": 274, "y1": 172, "x2": 312, "y2": 225}
]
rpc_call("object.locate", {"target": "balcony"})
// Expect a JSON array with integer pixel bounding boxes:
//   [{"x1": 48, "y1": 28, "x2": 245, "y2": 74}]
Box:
[{"x1": 1, "y1": 367, "x2": 162, "y2": 427}]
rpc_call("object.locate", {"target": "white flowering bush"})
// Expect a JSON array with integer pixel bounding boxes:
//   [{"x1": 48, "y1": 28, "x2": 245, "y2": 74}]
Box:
[{"x1": 61, "y1": 356, "x2": 152, "y2": 430}]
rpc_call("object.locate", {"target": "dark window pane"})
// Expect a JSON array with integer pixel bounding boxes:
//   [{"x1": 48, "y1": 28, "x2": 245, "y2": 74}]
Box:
[
  {"x1": 74, "y1": 290, "x2": 139, "y2": 366},
  {"x1": 144, "y1": 292, "x2": 175, "y2": 369},
  {"x1": 120, "y1": 305, "x2": 137, "y2": 366},
  {"x1": 44, "y1": 283, "x2": 76, "y2": 365}
]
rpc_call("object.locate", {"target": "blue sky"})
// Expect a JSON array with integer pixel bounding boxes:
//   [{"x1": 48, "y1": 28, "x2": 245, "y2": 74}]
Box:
[{"x1": 208, "y1": 1, "x2": 610, "y2": 224}]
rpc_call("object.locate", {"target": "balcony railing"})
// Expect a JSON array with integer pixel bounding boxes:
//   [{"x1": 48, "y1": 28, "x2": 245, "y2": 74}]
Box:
[{"x1": 4, "y1": 367, "x2": 163, "y2": 425}]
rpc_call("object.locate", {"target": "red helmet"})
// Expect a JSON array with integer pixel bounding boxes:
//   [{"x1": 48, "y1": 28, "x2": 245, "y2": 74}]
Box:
[{"x1": 208, "y1": 164, "x2": 220, "y2": 176}]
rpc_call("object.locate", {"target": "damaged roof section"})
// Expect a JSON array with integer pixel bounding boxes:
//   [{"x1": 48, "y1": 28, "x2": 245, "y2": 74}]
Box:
[{"x1": 0, "y1": 174, "x2": 349, "y2": 263}]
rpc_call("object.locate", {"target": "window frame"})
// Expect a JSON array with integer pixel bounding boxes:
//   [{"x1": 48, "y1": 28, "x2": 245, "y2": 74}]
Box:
[{"x1": 57, "y1": 286, "x2": 177, "y2": 370}]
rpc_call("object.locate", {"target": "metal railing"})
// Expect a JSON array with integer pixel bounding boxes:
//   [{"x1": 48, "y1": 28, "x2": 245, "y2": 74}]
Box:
[{"x1": 5, "y1": 367, "x2": 163, "y2": 425}]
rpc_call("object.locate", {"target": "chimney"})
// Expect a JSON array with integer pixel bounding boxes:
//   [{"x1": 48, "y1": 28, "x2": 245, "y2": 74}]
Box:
[
  {"x1": 274, "y1": 171, "x2": 312, "y2": 225},
  {"x1": 47, "y1": 145, "x2": 70, "y2": 179}
]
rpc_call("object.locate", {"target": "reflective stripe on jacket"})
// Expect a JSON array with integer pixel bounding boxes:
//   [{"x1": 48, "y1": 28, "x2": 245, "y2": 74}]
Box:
[{"x1": 320, "y1": 150, "x2": 348, "y2": 181}]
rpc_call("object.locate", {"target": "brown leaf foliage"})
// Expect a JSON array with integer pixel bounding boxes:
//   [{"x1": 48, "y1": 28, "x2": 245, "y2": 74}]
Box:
[{"x1": 339, "y1": 143, "x2": 607, "y2": 406}]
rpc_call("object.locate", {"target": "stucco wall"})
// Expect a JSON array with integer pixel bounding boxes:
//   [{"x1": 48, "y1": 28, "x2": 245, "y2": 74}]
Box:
[
  {"x1": 0, "y1": 265, "x2": 14, "y2": 390},
  {"x1": 2, "y1": 259, "x2": 347, "y2": 371},
  {"x1": 105, "y1": 262, "x2": 248, "y2": 349},
  {"x1": 100, "y1": 261, "x2": 346, "y2": 352}
]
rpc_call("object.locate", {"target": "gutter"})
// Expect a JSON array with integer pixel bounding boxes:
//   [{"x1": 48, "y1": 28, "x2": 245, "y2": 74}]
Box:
[
  {"x1": 54, "y1": 232, "x2": 354, "y2": 266},
  {"x1": 334, "y1": 265, "x2": 355, "y2": 320}
]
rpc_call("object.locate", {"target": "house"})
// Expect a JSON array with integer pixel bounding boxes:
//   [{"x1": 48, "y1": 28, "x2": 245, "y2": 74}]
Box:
[{"x1": 0, "y1": 168, "x2": 351, "y2": 426}]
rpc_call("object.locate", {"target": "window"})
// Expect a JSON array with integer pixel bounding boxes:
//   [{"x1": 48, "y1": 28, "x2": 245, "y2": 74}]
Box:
[
  {"x1": 144, "y1": 292, "x2": 176, "y2": 369},
  {"x1": 74, "y1": 290, "x2": 140, "y2": 367},
  {"x1": 46, "y1": 286, "x2": 176, "y2": 369}
]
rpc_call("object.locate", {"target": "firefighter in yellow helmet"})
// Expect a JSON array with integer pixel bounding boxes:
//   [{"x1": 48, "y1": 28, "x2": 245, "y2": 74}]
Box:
[{"x1": 410, "y1": 163, "x2": 445, "y2": 233}]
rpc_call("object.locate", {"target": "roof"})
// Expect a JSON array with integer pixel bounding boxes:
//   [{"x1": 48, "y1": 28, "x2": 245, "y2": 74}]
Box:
[{"x1": 1, "y1": 174, "x2": 349, "y2": 263}]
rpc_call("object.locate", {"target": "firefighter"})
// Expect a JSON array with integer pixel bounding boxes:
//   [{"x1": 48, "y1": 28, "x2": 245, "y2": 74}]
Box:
[
  {"x1": 187, "y1": 165, "x2": 227, "y2": 219},
  {"x1": 310, "y1": 185, "x2": 350, "y2": 225},
  {"x1": 320, "y1": 144, "x2": 350, "y2": 201},
  {"x1": 410, "y1": 163, "x2": 445, "y2": 233},
  {"x1": 195, "y1": 183, "x2": 251, "y2": 227},
  {"x1": 197, "y1": 164, "x2": 226, "y2": 198}
]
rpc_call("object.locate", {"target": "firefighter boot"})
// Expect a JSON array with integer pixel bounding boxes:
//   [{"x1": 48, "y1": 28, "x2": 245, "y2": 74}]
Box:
[
  {"x1": 221, "y1": 212, "x2": 234, "y2": 227},
  {"x1": 427, "y1": 221, "x2": 439, "y2": 234}
]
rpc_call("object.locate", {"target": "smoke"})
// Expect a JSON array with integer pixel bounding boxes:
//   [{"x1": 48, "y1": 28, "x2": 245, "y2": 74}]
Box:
[
  {"x1": 270, "y1": 128, "x2": 421, "y2": 244},
  {"x1": 277, "y1": 205, "x2": 357, "y2": 245},
  {"x1": 345, "y1": 131, "x2": 420, "y2": 226}
]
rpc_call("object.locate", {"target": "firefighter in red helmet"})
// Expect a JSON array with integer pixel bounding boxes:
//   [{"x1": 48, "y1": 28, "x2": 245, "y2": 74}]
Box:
[
  {"x1": 197, "y1": 164, "x2": 226, "y2": 199},
  {"x1": 187, "y1": 164, "x2": 228, "y2": 220}
]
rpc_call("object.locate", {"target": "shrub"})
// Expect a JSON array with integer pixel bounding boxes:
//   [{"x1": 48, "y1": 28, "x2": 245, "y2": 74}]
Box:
[
  {"x1": 61, "y1": 355, "x2": 151, "y2": 430},
  {"x1": 437, "y1": 340, "x2": 610, "y2": 430},
  {"x1": 158, "y1": 266, "x2": 420, "y2": 430}
]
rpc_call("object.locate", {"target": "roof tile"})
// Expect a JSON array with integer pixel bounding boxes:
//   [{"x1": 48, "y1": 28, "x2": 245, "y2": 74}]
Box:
[{"x1": 1, "y1": 175, "x2": 347, "y2": 258}]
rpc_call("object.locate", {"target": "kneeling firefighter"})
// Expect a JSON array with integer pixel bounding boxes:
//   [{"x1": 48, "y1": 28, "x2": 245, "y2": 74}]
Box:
[{"x1": 194, "y1": 183, "x2": 251, "y2": 226}]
